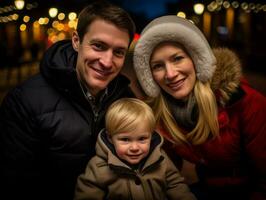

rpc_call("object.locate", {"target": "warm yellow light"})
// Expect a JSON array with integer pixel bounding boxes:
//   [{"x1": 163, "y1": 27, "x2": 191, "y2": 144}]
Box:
[
  {"x1": 33, "y1": 21, "x2": 40, "y2": 28},
  {"x1": 194, "y1": 3, "x2": 205, "y2": 15},
  {"x1": 68, "y1": 12, "x2": 77, "y2": 21},
  {"x1": 52, "y1": 20, "x2": 59, "y2": 28},
  {"x1": 203, "y1": 12, "x2": 211, "y2": 38},
  {"x1": 56, "y1": 23, "x2": 64, "y2": 31},
  {"x1": 58, "y1": 13, "x2": 65, "y2": 21},
  {"x1": 58, "y1": 32, "x2": 66, "y2": 40},
  {"x1": 20, "y1": 24, "x2": 26, "y2": 31},
  {"x1": 23, "y1": 15, "x2": 30, "y2": 23},
  {"x1": 49, "y1": 7, "x2": 58, "y2": 18},
  {"x1": 68, "y1": 20, "x2": 77, "y2": 29},
  {"x1": 223, "y1": 1, "x2": 231, "y2": 9},
  {"x1": 12, "y1": 14, "x2": 19, "y2": 21},
  {"x1": 38, "y1": 17, "x2": 45, "y2": 25},
  {"x1": 43, "y1": 17, "x2": 49, "y2": 24},
  {"x1": 14, "y1": 0, "x2": 25, "y2": 10},
  {"x1": 177, "y1": 12, "x2": 186, "y2": 18}
]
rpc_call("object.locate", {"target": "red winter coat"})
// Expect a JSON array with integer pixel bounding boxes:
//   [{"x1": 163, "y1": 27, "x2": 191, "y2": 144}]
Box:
[{"x1": 159, "y1": 48, "x2": 266, "y2": 200}]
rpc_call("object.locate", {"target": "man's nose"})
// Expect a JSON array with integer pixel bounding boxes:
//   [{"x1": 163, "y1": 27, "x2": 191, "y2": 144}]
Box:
[{"x1": 100, "y1": 50, "x2": 113, "y2": 68}]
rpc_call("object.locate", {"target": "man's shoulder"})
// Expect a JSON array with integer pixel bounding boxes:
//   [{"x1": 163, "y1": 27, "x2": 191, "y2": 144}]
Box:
[
  {"x1": 14, "y1": 73, "x2": 58, "y2": 100},
  {"x1": 2, "y1": 73, "x2": 64, "y2": 113}
]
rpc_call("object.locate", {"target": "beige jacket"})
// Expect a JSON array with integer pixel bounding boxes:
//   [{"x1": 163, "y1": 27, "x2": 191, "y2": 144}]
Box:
[{"x1": 74, "y1": 130, "x2": 196, "y2": 200}]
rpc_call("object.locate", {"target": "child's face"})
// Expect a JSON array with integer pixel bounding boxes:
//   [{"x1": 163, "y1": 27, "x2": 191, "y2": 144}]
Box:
[{"x1": 111, "y1": 123, "x2": 152, "y2": 165}]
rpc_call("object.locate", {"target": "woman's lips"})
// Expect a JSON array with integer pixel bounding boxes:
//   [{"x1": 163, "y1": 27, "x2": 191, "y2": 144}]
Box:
[{"x1": 167, "y1": 78, "x2": 185, "y2": 90}]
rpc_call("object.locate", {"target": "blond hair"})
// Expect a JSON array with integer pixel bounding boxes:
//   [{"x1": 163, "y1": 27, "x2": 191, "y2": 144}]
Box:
[
  {"x1": 105, "y1": 98, "x2": 156, "y2": 136},
  {"x1": 147, "y1": 80, "x2": 219, "y2": 145}
]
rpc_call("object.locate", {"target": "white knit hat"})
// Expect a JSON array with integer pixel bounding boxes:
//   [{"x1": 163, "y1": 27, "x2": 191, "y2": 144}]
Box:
[{"x1": 133, "y1": 15, "x2": 216, "y2": 97}]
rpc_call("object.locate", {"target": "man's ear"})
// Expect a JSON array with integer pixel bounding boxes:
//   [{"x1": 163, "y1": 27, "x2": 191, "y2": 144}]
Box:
[{"x1": 72, "y1": 31, "x2": 80, "y2": 52}]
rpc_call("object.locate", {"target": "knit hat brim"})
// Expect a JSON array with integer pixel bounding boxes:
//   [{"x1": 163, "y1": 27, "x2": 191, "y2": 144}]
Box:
[{"x1": 133, "y1": 15, "x2": 216, "y2": 97}]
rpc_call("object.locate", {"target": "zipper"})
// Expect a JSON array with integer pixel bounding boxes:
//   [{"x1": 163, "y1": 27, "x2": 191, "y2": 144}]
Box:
[
  {"x1": 78, "y1": 79, "x2": 100, "y2": 122},
  {"x1": 94, "y1": 111, "x2": 99, "y2": 122}
]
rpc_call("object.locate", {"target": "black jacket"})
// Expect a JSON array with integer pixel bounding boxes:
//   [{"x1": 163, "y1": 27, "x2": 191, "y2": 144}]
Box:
[{"x1": 0, "y1": 40, "x2": 134, "y2": 200}]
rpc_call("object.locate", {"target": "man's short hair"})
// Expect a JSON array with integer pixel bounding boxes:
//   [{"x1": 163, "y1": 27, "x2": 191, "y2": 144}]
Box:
[{"x1": 76, "y1": 0, "x2": 136, "y2": 43}]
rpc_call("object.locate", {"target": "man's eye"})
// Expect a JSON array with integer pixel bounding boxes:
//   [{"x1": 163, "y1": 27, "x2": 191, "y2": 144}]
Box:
[
  {"x1": 92, "y1": 43, "x2": 104, "y2": 50},
  {"x1": 114, "y1": 50, "x2": 126, "y2": 58}
]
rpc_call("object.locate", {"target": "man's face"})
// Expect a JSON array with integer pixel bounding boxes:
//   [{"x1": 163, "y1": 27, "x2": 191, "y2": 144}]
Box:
[{"x1": 72, "y1": 19, "x2": 130, "y2": 96}]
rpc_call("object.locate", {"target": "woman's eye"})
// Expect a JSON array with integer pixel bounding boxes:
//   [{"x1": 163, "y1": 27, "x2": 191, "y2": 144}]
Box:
[
  {"x1": 174, "y1": 56, "x2": 184, "y2": 61},
  {"x1": 151, "y1": 64, "x2": 163, "y2": 70}
]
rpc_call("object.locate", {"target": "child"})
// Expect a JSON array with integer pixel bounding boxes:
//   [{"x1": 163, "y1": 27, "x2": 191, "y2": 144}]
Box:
[{"x1": 74, "y1": 98, "x2": 196, "y2": 200}]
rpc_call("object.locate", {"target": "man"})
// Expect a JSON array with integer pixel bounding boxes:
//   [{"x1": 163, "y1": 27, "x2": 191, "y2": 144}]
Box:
[{"x1": 0, "y1": 1, "x2": 136, "y2": 199}]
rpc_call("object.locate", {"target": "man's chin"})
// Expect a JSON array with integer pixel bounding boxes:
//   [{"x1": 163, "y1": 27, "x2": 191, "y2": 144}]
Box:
[{"x1": 87, "y1": 76, "x2": 117, "y2": 95}]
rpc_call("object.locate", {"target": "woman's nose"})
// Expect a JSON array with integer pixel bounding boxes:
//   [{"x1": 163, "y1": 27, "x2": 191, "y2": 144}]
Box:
[{"x1": 165, "y1": 63, "x2": 177, "y2": 80}]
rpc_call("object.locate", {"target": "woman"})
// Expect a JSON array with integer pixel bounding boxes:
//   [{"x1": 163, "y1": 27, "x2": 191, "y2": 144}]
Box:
[{"x1": 133, "y1": 15, "x2": 266, "y2": 200}]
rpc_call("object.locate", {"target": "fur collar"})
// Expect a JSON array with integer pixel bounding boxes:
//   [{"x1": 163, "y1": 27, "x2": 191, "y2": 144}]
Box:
[{"x1": 211, "y1": 48, "x2": 242, "y2": 106}]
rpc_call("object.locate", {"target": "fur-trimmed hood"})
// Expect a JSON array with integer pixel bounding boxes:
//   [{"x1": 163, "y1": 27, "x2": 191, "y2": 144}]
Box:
[
  {"x1": 132, "y1": 15, "x2": 243, "y2": 106},
  {"x1": 95, "y1": 129, "x2": 164, "y2": 171},
  {"x1": 130, "y1": 45, "x2": 242, "y2": 106},
  {"x1": 211, "y1": 48, "x2": 242, "y2": 106},
  {"x1": 133, "y1": 15, "x2": 216, "y2": 97}
]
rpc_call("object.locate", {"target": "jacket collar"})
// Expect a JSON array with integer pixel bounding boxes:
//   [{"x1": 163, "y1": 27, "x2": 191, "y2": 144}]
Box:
[
  {"x1": 96, "y1": 129, "x2": 164, "y2": 173},
  {"x1": 40, "y1": 40, "x2": 131, "y2": 104}
]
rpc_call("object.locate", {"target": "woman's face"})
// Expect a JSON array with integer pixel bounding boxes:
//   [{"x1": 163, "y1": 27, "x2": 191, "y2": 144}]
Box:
[{"x1": 150, "y1": 42, "x2": 196, "y2": 100}]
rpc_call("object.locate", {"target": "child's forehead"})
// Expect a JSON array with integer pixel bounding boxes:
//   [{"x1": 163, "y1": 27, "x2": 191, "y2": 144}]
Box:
[{"x1": 115, "y1": 130, "x2": 152, "y2": 137}]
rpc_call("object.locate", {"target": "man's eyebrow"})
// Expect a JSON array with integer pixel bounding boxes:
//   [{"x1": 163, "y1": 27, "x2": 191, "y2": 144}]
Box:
[
  {"x1": 88, "y1": 39, "x2": 127, "y2": 50},
  {"x1": 115, "y1": 46, "x2": 127, "y2": 51},
  {"x1": 88, "y1": 39, "x2": 105, "y2": 44}
]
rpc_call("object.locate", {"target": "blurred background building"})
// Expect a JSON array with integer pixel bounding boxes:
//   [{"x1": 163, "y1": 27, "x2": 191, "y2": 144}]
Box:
[{"x1": 0, "y1": 0, "x2": 265, "y2": 103}]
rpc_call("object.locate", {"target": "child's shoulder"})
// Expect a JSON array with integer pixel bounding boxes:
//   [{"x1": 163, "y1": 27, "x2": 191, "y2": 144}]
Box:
[
  {"x1": 85, "y1": 156, "x2": 118, "y2": 184},
  {"x1": 88, "y1": 155, "x2": 110, "y2": 170}
]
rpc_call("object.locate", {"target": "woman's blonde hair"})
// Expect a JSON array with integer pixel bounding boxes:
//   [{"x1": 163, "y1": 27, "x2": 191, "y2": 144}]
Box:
[
  {"x1": 147, "y1": 80, "x2": 219, "y2": 145},
  {"x1": 105, "y1": 98, "x2": 156, "y2": 136}
]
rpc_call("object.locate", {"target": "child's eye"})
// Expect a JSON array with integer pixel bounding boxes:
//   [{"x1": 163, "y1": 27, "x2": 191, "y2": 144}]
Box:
[
  {"x1": 119, "y1": 138, "x2": 130, "y2": 142},
  {"x1": 139, "y1": 137, "x2": 149, "y2": 143}
]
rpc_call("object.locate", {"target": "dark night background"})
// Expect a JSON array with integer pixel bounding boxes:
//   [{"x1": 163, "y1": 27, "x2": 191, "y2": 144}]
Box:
[{"x1": 0, "y1": 0, "x2": 265, "y2": 102}]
